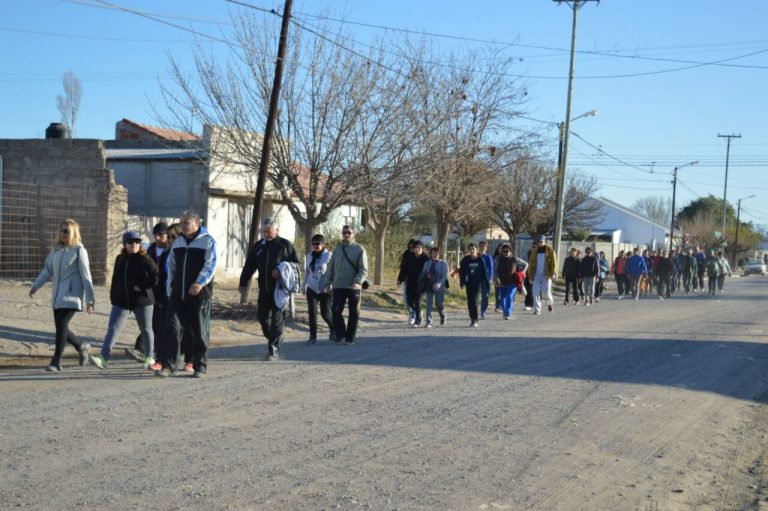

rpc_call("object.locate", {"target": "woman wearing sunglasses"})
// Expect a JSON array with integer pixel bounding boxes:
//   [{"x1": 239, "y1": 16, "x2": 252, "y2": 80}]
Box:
[
  {"x1": 29, "y1": 219, "x2": 96, "y2": 372},
  {"x1": 90, "y1": 230, "x2": 158, "y2": 370}
]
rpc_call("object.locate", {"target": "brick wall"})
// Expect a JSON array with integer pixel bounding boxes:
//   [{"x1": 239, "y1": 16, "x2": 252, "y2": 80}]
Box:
[{"x1": 0, "y1": 139, "x2": 128, "y2": 284}]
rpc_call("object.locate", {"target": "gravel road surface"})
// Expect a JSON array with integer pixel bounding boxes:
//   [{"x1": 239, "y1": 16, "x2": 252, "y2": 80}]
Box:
[{"x1": 1, "y1": 277, "x2": 767, "y2": 510}]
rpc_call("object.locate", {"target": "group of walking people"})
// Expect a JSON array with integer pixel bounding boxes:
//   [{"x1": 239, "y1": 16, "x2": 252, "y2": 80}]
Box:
[
  {"x1": 610, "y1": 246, "x2": 732, "y2": 300},
  {"x1": 29, "y1": 215, "x2": 737, "y2": 373}
]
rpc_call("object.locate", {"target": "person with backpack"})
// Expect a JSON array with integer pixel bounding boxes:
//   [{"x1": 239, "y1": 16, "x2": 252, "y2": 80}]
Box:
[
  {"x1": 239, "y1": 218, "x2": 298, "y2": 361},
  {"x1": 323, "y1": 225, "x2": 368, "y2": 344},
  {"x1": 626, "y1": 247, "x2": 648, "y2": 300},
  {"x1": 419, "y1": 247, "x2": 449, "y2": 327}
]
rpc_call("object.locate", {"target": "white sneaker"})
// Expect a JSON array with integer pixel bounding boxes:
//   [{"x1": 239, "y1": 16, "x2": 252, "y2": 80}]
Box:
[
  {"x1": 618, "y1": 295, "x2": 623, "y2": 300},
  {"x1": 408, "y1": 315, "x2": 415, "y2": 326}
]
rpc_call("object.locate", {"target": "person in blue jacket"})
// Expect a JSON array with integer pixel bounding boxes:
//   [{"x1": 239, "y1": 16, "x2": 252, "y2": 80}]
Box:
[{"x1": 626, "y1": 247, "x2": 648, "y2": 300}]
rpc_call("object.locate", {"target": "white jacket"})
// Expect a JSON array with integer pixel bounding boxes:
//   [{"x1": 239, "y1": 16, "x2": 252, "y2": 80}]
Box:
[
  {"x1": 32, "y1": 244, "x2": 95, "y2": 310},
  {"x1": 302, "y1": 250, "x2": 331, "y2": 294}
]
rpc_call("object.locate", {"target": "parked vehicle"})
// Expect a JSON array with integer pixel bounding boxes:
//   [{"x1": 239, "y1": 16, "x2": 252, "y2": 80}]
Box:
[{"x1": 742, "y1": 258, "x2": 766, "y2": 276}]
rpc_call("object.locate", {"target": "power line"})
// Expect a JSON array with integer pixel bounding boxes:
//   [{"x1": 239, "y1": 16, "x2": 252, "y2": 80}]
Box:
[{"x1": 0, "y1": 24, "x2": 194, "y2": 43}]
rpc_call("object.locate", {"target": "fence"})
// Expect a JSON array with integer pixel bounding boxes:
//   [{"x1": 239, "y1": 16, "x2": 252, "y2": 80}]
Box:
[{"x1": 0, "y1": 180, "x2": 108, "y2": 282}]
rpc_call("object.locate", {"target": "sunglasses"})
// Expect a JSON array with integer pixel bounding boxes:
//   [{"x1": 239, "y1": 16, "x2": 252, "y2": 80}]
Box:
[
  {"x1": 342, "y1": 231, "x2": 352, "y2": 235},
  {"x1": 311, "y1": 242, "x2": 322, "y2": 246},
  {"x1": 126, "y1": 239, "x2": 141, "y2": 245},
  {"x1": 59, "y1": 229, "x2": 70, "y2": 234}
]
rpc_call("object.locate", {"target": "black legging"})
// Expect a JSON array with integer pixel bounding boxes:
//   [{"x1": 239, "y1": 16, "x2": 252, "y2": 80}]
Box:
[{"x1": 52, "y1": 308, "x2": 84, "y2": 363}]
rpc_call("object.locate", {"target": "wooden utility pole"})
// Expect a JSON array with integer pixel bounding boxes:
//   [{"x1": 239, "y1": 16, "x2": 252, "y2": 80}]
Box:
[{"x1": 248, "y1": 0, "x2": 293, "y2": 247}]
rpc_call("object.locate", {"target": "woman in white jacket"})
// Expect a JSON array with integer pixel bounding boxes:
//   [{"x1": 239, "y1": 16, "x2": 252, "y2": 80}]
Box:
[
  {"x1": 302, "y1": 234, "x2": 334, "y2": 344},
  {"x1": 29, "y1": 219, "x2": 95, "y2": 372}
]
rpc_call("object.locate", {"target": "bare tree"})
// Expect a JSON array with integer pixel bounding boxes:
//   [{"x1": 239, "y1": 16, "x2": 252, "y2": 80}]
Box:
[
  {"x1": 161, "y1": 12, "x2": 390, "y2": 254},
  {"x1": 632, "y1": 196, "x2": 671, "y2": 225},
  {"x1": 56, "y1": 72, "x2": 81, "y2": 138},
  {"x1": 410, "y1": 48, "x2": 530, "y2": 256},
  {"x1": 526, "y1": 171, "x2": 603, "y2": 237}
]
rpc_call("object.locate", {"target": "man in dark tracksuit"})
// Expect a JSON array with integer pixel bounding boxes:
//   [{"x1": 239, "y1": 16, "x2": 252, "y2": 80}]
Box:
[
  {"x1": 656, "y1": 251, "x2": 674, "y2": 299},
  {"x1": 562, "y1": 248, "x2": 581, "y2": 305},
  {"x1": 397, "y1": 240, "x2": 429, "y2": 326},
  {"x1": 681, "y1": 248, "x2": 697, "y2": 294},
  {"x1": 239, "y1": 218, "x2": 298, "y2": 361},
  {"x1": 157, "y1": 211, "x2": 217, "y2": 378}
]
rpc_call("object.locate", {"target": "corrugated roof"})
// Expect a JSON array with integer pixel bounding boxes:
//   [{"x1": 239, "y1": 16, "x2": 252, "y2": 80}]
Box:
[{"x1": 106, "y1": 148, "x2": 204, "y2": 160}]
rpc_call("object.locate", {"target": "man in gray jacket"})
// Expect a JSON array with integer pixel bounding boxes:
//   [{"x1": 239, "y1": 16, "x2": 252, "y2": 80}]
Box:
[{"x1": 323, "y1": 225, "x2": 368, "y2": 344}]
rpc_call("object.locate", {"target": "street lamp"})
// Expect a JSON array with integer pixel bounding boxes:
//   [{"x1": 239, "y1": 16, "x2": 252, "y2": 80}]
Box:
[
  {"x1": 734, "y1": 194, "x2": 755, "y2": 264},
  {"x1": 669, "y1": 160, "x2": 698, "y2": 249},
  {"x1": 554, "y1": 109, "x2": 597, "y2": 256}
]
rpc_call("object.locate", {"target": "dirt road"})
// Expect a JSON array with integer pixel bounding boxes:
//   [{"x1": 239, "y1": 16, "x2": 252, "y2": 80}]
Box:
[{"x1": 1, "y1": 278, "x2": 767, "y2": 510}]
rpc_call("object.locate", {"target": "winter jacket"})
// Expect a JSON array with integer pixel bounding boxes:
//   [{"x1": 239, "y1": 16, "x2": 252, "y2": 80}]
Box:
[
  {"x1": 705, "y1": 255, "x2": 723, "y2": 276},
  {"x1": 323, "y1": 240, "x2": 368, "y2": 289},
  {"x1": 656, "y1": 257, "x2": 674, "y2": 278},
  {"x1": 681, "y1": 254, "x2": 697, "y2": 275},
  {"x1": 167, "y1": 227, "x2": 217, "y2": 301},
  {"x1": 626, "y1": 254, "x2": 648, "y2": 276},
  {"x1": 32, "y1": 244, "x2": 95, "y2": 311},
  {"x1": 146, "y1": 242, "x2": 171, "y2": 303},
  {"x1": 528, "y1": 244, "x2": 557, "y2": 279},
  {"x1": 239, "y1": 235, "x2": 298, "y2": 294},
  {"x1": 109, "y1": 252, "x2": 158, "y2": 310},
  {"x1": 719, "y1": 256, "x2": 732, "y2": 276},
  {"x1": 598, "y1": 257, "x2": 610, "y2": 278},
  {"x1": 459, "y1": 255, "x2": 487, "y2": 287},
  {"x1": 399, "y1": 252, "x2": 429, "y2": 284},
  {"x1": 562, "y1": 255, "x2": 581, "y2": 279},
  {"x1": 418, "y1": 259, "x2": 449, "y2": 293},
  {"x1": 302, "y1": 249, "x2": 332, "y2": 294},
  {"x1": 480, "y1": 253, "x2": 494, "y2": 286},
  {"x1": 579, "y1": 255, "x2": 599, "y2": 278}
]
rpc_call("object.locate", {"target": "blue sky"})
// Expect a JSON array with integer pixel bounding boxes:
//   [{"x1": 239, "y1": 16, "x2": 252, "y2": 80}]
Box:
[{"x1": 1, "y1": 0, "x2": 767, "y2": 229}]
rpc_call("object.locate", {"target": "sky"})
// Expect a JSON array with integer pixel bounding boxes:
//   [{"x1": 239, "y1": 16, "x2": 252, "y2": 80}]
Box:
[{"x1": 1, "y1": 0, "x2": 767, "y2": 230}]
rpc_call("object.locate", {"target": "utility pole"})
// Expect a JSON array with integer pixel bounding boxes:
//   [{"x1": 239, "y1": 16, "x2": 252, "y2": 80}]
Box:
[
  {"x1": 717, "y1": 133, "x2": 741, "y2": 252},
  {"x1": 249, "y1": 0, "x2": 293, "y2": 247},
  {"x1": 669, "y1": 161, "x2": 698, "y2": 250},
  {"x1": 552, "y1": 0, "x2": 599, "y2": 260},
  {"x1": 734, "y1": 194, "x2": 755, "y2": 266}
]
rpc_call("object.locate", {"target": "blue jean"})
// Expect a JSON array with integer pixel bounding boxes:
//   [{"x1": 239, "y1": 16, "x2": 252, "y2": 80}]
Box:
[
  {"x1": 101, "y1": 305, "x2": 154, "y2": 360},
  {"x1": 498, "y1": 286, "x2": 518, "y2": 317},
  {"x1": 424, "y1": 290, "x2": 445, "y2": 324},
  {"x1": 480, "y1": 282, "x2": 490, "y2": 316}
]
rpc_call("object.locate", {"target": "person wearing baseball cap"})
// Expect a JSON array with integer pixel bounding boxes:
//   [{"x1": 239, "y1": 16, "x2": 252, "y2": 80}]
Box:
[{"x1": 90, "y1": 230, "x2": 159, "y2": 371}]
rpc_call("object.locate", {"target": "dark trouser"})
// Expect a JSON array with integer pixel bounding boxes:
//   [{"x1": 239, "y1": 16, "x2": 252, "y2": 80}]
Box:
[
  {"x1": 162, "y1": 297, "x2": 209, "y2": 373},
  {"x1": 465, "y1": 283, "x2": 480, "y2": 321},
  {"x1": 258, "y1": 290, "x2": 285, "y2": 353},
  {"x1": 708, "y1": 273, "x2": 717, "y2": 294},
  {"x1": 405, "y1": 279, "x2": 422, "y2": 324},
  {"x1": 494, "y1": 285, "x2": 500, "y2": 309},
  {"x1": 52, "y1": 308, "x2": 84, "y2": 364},
  {"x1": 524, "y1": 278, "x2": 534, "y2": 308},
  {"x1": 717, "y1": 274, "x2": 726, "y2": 291},
  {"x1": 306, "y1": 288, "x2": 333, "y2": 339},
  {"x1": 614, "y1": 274, "x2": 625, "y2": 296},
  {"x1": 629, "y1": 273, "x2": 642, "y2": 298},
  {"x1": 682, "y1": 273, "x2": 692, "y2": 293},
  {"x1": 595, "y1": 277, "x2": 604, "y2": 298},
  {"x1": 332, "y1": 288, "x2": 361, "y2": 342},
  {"x1": 135, "y1": 299, "x2": 167, "y2": 354},
  {"x1": 697, "y1": 269, "x2": 705, "y2": 290},
  {"x1": 657, "y1": 275, "x2": 671, "y2": 298},
  {"x1": 564, "y1": 277, "x2": 580, "y2": 303}
]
